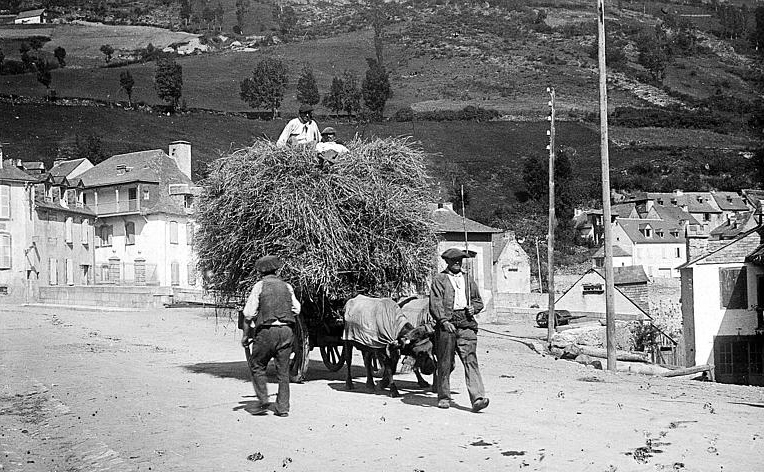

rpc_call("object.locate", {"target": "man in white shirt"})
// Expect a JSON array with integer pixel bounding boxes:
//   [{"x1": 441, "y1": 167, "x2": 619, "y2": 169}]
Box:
[
  {"x1": 428, "y1": 248, "x2": 489, "y2": 413},
  {"x1": 276, "y1": 104, "x2": 320, "y2": 147}
]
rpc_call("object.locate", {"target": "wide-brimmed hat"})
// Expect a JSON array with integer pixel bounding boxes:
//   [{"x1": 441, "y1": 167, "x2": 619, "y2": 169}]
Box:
[
  {"x1": 441, "y1": 248, "x2": 477, "y2": 260},
  {"x1": 321, "y1": 126, "x2": 336, "y2": 135},
  {"x1": 255, "y1": 255, "x2": 283, "y2": 273},
  {"x1": 298, "y1": 104, "x2": 314, "y2": 114}
]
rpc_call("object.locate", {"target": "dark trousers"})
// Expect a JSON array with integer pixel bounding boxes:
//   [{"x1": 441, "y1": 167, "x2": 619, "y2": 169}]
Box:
[
  {"x1": 435, "y1": 327, "x2": 485, "y2": 404},
  {"x1": 249, "y1": 325, "x2": 293, "y2": 414}
]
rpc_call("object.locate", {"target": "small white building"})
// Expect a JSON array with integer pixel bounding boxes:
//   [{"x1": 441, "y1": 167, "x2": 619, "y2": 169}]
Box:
[
  {"x1": 14, "y1": 9, "x2": 46, "y2": 24},
  {"x1": 493, "y1": 231, "x2": 531, "y2": 294}
]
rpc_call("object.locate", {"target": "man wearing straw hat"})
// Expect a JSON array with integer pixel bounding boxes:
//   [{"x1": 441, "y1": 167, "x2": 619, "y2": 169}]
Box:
[
  {"x1": 276, "y1": 104, "x2": 321, "y2": 147},
  {"x1": 315, "y1": 126, "x2": 349, "y2": 166},
  {"x1": 241, "y1": 255, "x2": 301, "y2": 416},
  {"x1": 429, "y1": 248, "x2": 489, "y2": 413}
]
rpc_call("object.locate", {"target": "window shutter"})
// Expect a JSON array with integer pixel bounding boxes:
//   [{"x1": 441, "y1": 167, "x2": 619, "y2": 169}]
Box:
[
  {"x1": 0, "y1": 185, "x2": 10, "y2": 219},
  {"x1": 49, "y1": 258, "x2": 58, "y2": 285},
  {"x1": 65, "y1": 217, "x2": 73, "y2": 243},
  {"x1": 171, "y1": 262, "x2": 180, "y2": 286},
  {"x1": 66, "y1": 259, "x2": 74, "y2": 285},
  {"x1": 0, "y1": 234, "x2": 11, "y2": 269},
  {"x1": 170, "y1": 221, "x2": 178, "y2": 244},
  {"x1": 720, "y1": 267, "x2": 747, "y2": 309}
]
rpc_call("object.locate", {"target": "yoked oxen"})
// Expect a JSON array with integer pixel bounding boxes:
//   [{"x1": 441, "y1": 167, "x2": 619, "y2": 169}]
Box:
[{"x1": 343, "y1": 295, "x2": 435, "y2": 397}]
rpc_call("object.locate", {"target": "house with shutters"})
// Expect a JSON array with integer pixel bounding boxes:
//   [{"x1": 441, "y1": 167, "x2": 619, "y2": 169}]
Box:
[
  {"x1": 76, "y1": 141, "x2": 199, "y2": 288},
  {"x1": 678, "y1": 225, "x2": 764, "y2": 386},
  {"x1": 610, "y1": 218, "x2": 687, "y2": 278}
]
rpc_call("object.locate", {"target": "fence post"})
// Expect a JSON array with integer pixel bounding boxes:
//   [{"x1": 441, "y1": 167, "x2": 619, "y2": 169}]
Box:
[{"x1": 135, "y1": 257, "x2": 146, "y2": 286}]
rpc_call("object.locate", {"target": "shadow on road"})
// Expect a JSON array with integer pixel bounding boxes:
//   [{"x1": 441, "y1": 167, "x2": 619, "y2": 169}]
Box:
[{"x1": 182, "y1": 359, "x2": 369, "y2": 382}]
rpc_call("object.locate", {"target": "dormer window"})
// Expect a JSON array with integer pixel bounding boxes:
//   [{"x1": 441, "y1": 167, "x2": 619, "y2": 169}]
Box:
[
  {"x1": 657, "y1": 199, "x2": 663, "y2": 205},
  {"x1": 697, "y1": 196, "x2": 703, "y2": 203},
  {"x1": 670, "y1": 230, "x2": 679, "y2": 237},
  {"x1": 656, "y1": 230, "x2": 664, "y2": 237},
  {"x1": 641, "y1": 227, "x2": 652, "y2": 237},
  {"x1": 116, "y1": 164, "x2": 128, "y2": 175}
]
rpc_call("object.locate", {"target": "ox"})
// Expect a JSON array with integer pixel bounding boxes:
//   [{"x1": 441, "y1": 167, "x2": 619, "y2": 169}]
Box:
[{"x1": 343, "y1": 295, "x2": 435, "y2": 397}]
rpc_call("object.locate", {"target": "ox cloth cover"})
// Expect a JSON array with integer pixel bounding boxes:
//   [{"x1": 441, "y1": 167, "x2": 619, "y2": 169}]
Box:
[{"x1": 342, "y1": 295, "x2": 409, "y2": 349}]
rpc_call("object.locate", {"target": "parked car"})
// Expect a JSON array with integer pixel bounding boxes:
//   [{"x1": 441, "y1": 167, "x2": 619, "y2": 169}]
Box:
[{"x1": 536, "y1": 309, "x2": 572, "y2": 328}]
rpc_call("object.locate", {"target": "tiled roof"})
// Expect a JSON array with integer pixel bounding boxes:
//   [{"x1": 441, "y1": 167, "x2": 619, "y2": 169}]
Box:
[
  {"x1": 611, "y1": 202, "x2": 638, "y2": 218},
  {"x1": 594, "y1": 265, "x2": 649, "y2": 285},
  {"x1": 429, "y1": 204, "x2": 501, "y2": 233},
  {"x1": 742, "y1": 189, "x2": 764, "y2": 211},
  {"x1": 0, "y1": 162, "x2": 38, "y2": 182},
  {"x1": 651, "y1": 204, "x2": 700, "y2": 225},
  {"x1": 709, "y1": 212, "x2": 757, "y2": 239},
  {"x1": 49, "y1": 159, "x2": 86, "y2": 178},
  {"x1": 647, "y1": 192, "x2": 720, "y2": 214},
  {"x1": 592, "y1": 245, "x2": 632, "y2": 258},
  {"x1": 22, "y1": 161, "x2": 45, "y2": 171},
  {"x1": 35, "y1": 201, "x2": 96, "y2": 217},
  {"x1": 616, "y1": 218, "x2": 684, "y2": 244},
  {"x1": 679, "y1": 227, "x2": 764, "y2": 268},
  {"x1": 711, "y1": 191, "x2": 749, "y2": 212},
  {"x1": 16, "y1": 9, "x2": 45, "y2": 19}
]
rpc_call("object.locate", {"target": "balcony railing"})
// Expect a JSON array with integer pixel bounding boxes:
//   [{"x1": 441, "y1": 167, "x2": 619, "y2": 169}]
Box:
[{"x1": 92, "y1": 199, "x2": 140, "y2": 215}]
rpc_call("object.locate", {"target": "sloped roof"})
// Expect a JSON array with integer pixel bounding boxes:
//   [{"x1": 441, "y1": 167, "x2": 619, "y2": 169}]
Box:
[
  {"x1": 711, "y1": 191, "x2": 748, "y2": 212},
  {"x1": 592, "y1": 245, "x2": 632, "y2": 258},
  {"x1": 15, "y1": 9, "x2": 45, "y2": 19},
  {"x1": 648, "y1": 192, "x2": 720, "y2": 214},
  {"x1": 611, "y1": 265, "x2": 649, "y2": 285},
  {"x1": 742, "y1": 189, "x2": 764, "y2": 211},
  {"x1": 616, "y1": 218, "x2": 684, "y2": 244},
  {"x1": 0, "y1": 161, "x2": 38, "y2": 182},
  {"x1": 709, "y1": 212, "x2": 757, "y2": 240},
  {"x1": 679, "y1": 226, "x2": 764, "y2": 268},
  {"x1": 651, "y1": 204, "x2": 700, "y2": 226},
  {"x1": 555, "y1": 268, "x2": 650, "y2": 319},
  {"x1": 34, "y1": 201, "x2": 96, "y2": 217},
  {"x1": 611, "y1": 202, "x2": 638, "y2": 218},
  {"x1": 22, "y1": 161, "x2": 45, "y2": 171},
  {"x1": 78, "y1": 149, "x2": 193, "y2": 217},
  {"x1": 429, "y1": 204, "x2": 501, "y2": 233},
  {"x1": 49, "y1": 158, "x2": 87, "y2": 178}
]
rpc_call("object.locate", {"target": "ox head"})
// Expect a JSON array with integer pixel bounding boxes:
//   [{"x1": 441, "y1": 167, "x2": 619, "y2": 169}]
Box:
[{"x1": 399, "y1": 326, "x2": 435, "y2": 375}]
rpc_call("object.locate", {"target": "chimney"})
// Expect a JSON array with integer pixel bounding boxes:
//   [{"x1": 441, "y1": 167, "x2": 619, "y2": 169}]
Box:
[
  {"x1": 645, "y1": 200, "x2": 654, "y2": 212},
  {"x1": 169, "y1": 141, "x2": 192, "y2": 180}
]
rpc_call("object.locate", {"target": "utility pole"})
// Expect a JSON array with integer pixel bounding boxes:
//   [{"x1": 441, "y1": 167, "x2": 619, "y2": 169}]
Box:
[
  {"x1": 535, "y1": 236, "x2": 543, "y2": 293},
  {"x1": 597, "y1": 0, "x2": 617, "y2": 370},
  {"x1": 546, "y1": 87, "x2": 556, "y2": 344}
]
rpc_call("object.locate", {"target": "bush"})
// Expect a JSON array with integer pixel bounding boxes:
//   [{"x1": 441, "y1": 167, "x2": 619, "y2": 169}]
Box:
[
  {"x1": 1, "y1": 60, "x2": 27, "y2": 75},
  {"x1": 393, "y1": 106, "x2": 415, "y2": 122}
]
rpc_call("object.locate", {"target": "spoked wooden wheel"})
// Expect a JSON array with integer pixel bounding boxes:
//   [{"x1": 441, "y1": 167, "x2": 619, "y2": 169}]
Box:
[
  {"x1": 289, "y1": 315, "x2": 310, "y2": 383},
  {"x1": 320, "y1": 345, "x2": 346, "y2": 372}
]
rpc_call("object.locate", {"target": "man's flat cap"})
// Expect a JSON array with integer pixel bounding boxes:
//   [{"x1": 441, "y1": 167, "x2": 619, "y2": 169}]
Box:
[
  {"x1": 255, "y1": 255, "x2": 283, "y2": 273},
  {"x1": 441, "y1": 248, "x2": 477, "y2": 260},
  {"x1": 298, "y1": 104, "x2": 314, "y2": 113}
]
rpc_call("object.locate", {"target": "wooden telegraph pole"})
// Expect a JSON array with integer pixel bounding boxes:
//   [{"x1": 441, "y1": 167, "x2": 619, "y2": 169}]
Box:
[
  {"x1": 546, "y1": 87, "x2": 556, "y2": 343},
  {"x1": 597, "y1": 0, "x2": 617, "y2": 370}
]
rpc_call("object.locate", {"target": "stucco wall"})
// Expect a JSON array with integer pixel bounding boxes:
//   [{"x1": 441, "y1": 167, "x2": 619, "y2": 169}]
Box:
[
  {"x1": 495, "y1": 238, "x2": 531, "y2": 294},
  {"x1": 555, "y1": 271, "x2": 646, "y2": 320},
  {"x1": 437, "y1": 234, "x2": 493, "y2": 306},
  {"x1": 0, "y1": 182, "x2": 34, "y2": 303}
]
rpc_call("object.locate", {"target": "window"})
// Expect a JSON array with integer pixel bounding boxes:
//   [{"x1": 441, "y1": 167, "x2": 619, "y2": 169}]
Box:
[
  {"x1": 98, "y1": 225, "x2": 113, "y2": 247},
  {"x1": 719, "y1": 267, "x2": 747, "y2": 309},
  {"x1": 186, "y1": 222, "x2": 194, "y2": 245},
  {"x1": 675, "y1": 248, "x2": 681, "y2": 258},
  {"x1": 169, "y1": 221, "x2": 178, "y2": 244},
  {"x1": 49, "y1": 258, "x2": 58, "y2": 285},
  {"x1": 170, "y1": 262, "x2": 180, "y2": 286},
  {"x1": 65, "y1": 217, "x2": 73, "y2": 243},
  {"x1": 125, "y1": 221, "x2": 135, "y2": 245},
  {"x1": 81, "y1": 219, "x2": 89, "y2": 244},
  {"x1": 643, "y1": 228, "x2": 652, "y2": 237},
  {"x1": 0, "y1": 234, "x2": 10, "y2": 269},
  {"x1": 583, "y1": 283, "x2": 604, "y2": 294},
  {"x1": 657, "y1": 199, "x2": 663, "y2": 205},
  {"x1": 188, "y1": 262, "x2": 197, "y2": 286},
  {"x1": 704, "y1": 213, "x2": 711, "y2": 221},
  {"x1": 656, "y1": 230, "x2": 664, "y2": 238},
  {"x1": 143, "y1": 189, "x2": 150, "y2": 200},
  {"x1": 66, "y1": 259, "x2": 74, "y2": 285},
  {"x1": 0, "y1": 185, "x2": 9, "y2": 219}
]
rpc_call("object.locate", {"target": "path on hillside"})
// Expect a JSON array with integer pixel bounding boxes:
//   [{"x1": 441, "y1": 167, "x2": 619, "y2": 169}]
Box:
[{"x1": 1, "y1": 305, "x2": 762, "y2": 471}]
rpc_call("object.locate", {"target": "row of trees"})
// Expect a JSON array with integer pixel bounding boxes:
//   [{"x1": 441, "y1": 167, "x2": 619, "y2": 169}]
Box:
[{"x1": 240, "y1": 57, "x2": 392, "y2": 120}]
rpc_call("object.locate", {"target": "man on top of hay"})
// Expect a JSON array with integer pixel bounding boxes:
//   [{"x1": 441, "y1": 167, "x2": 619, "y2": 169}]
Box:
[
  {"x1": 241, "y1": 255, "x2": 301, "y2": 417},
  {"x1": 429, "y1": 248, "x2": 489, "y2": 413},
  {"x1": 315, "y1": 127, "x2": 349, "y2": 166},
  {"x1": 276, "y1": 104, "x2": 321, "y2": 147}
]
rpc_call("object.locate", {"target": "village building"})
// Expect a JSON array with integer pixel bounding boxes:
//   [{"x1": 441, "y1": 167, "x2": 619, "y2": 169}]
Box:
[
  {"x1": 678, "y1": 226, "x2": 764, "y2": 386},
  {"x1": 611, "y1": 218, "x2": 686, "y2": 278},
  {"x1": 20, "y1": 161, "x2": 46, "y2": 175},
  {"x1": 76, "y1": 142, "x2": 199, "y2": 289},
  {"x1": 14, "y1": 8, "x2": 46, "y2": 24},
  {"x1": 555, "y1": 266, "x2": 650, "y2": 321},
  {"x1": 49, "y1": 157, "x2": 94, "y2": 180},
  {"x1": 492, "y1": 231, "x2": 531, "y2": 294}
]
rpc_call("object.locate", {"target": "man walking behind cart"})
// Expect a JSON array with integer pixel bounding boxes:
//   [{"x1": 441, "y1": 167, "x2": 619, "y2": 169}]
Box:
[
  {"x1": 241, "y1": 255, "x2": 301, "y2": 416},
  {"x1": 429, "y1": 248, "x2": 489, "y2": 412}
]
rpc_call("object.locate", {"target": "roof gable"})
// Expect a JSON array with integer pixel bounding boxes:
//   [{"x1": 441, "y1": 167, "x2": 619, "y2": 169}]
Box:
[
  {"x1": 0, "y1": 161, "x2": 38, "y2": 182},
  {"x1": 78, "y1": 150, "x2": 191, "y2": 188},
  {"x1": 555, "y1": 268, "x2": 649, "y2": 318},
  {"x1": 679, "y1": 227, "x2": 764, "y2": 268},
  {"x1": 429, "y1": 204, "x2": 501, "y2": 234}
]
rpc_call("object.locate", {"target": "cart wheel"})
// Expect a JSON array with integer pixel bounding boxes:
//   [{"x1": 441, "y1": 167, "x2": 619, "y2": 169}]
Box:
[
  {"x1": 290, "y1": 315, "x2": 310, "y2": 383},
  {"x1": 320, "y1": 345, "x2": 346, "y2": 372}
]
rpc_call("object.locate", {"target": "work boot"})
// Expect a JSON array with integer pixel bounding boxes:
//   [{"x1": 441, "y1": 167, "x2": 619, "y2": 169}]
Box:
[
  {"x1": 471, "y1": 397, "x2": 489, "y2": 413},
  {"x1": 274, "y1": 411, "x2": 289, "y2": 417},
  {"x1": 437, "y1": 399, "x2": 450, "y2": 409}
]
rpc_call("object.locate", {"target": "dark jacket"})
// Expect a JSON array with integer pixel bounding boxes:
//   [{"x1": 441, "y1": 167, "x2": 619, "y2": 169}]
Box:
[{"x1": 429, "y1": 270, "x2": 483, "y2": 331}]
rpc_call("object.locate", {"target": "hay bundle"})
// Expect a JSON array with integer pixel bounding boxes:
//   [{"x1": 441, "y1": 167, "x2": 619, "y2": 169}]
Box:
[{"x1": 194, "y1": 137, "x2": 438, "y2": 304}]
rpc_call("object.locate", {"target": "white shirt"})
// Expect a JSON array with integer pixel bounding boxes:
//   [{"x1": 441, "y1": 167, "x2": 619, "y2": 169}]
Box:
[
  {"x1": 315, "y1": 141, "x2": 348, "y2": 154},
  {"x1": 446, "y1": 271, "x2": 468, "y2": 310},
  {"x1": 276, "y1": 118, "x2": 320, "y2": 147},
  {"x1": 242, "y1": 279, "x2": 301, "y2": 323}
]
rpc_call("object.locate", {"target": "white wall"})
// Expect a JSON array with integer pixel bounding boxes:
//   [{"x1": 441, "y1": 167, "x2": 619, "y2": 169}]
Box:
[{"x1": 0, "y1": 183, "x2": 34, "y2": 302}]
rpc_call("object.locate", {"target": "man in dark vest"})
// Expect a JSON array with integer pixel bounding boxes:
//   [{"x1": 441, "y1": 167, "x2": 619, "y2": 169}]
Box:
[
  {"x1": 241, "y1": 255, "x2": 301, "y2": 416},
  {"x1": 429, "y1": 248, "x2": 489, "y2": 412}
]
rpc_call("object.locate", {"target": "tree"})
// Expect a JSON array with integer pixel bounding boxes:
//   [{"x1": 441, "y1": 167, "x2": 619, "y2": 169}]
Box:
[
  {"x1": 19, "y1": 42, "x2": 30, "y2": 55},
  {"x1": 637, "y1": 29, "x2": 670, "y2": 82},
  {"x1": 202, "y1": 5, "x2": 215, "y2": 30},
  {"x1": 754, "y1": 6, "x2": 764, "y2": 52},
  {"x1": 341, "y1": 70, "x2": 362, "y2": 117},
  {"x1": 54, "y1": 46, "x2": 66, "y2": 68},
  {"x1": 361, "y1": 58, "x2": 392, "y2": 120},
  {"x1": 29, "y1": 36, "x2": 45, "y2": 50},
  {"x1": 155, "y1": 58, "x2": 183, "y2": 110},
  {"x1": 215, "y1": 1, "x2": 225, "y2": 28},
  {"x1": 322, "y1": 75, "x2": 344, "y2": 117},
  {"x1": 357, "y1": 0, "x2": 393, "y2": 65},
  {"x1": 180, "y1": 0, "x2": 191, "y2": 25},
  {"x1": 296, "y1": 65, "x2": 320, "y2": 107},
  {"x1": 239, "y1": 57, "x2": 289, "y2": 119},
  {"x1": 59, "y1": 134, "x2": 109, "y2": 165},
  {"x1": 100, "y1": 44, "x2": 114, "y2": 64},
  {"x1": 0, "y1": 49, "x2": 4, "y2": 74},
  {"x1": 36, "y1": 61, "x2": 51, "y2": 89},
  {"x1": 120, "y1": 70, "x2": 135, "y2": 106},
  {"x1": 235, "y1": 0, "x2": 250, "y2": 33},
  {"x1": 272, "y1": 4, "x2": 297, "y2": 40}
]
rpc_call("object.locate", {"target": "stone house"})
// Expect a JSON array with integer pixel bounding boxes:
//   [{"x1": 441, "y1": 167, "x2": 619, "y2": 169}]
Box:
[{"x1": 554, "y1": 266, "x2": 650, "y2": 321}]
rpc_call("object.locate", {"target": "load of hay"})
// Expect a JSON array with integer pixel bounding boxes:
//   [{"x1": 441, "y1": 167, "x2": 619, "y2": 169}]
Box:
[{"x1": 194, "y1": 137, "x2": 438, "y2": 308}]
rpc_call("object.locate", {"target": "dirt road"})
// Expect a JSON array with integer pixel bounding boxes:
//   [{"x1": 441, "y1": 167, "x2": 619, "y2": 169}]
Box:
[{"x1": 1, "y1": 305, "x2": 762, "y2": 472}]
